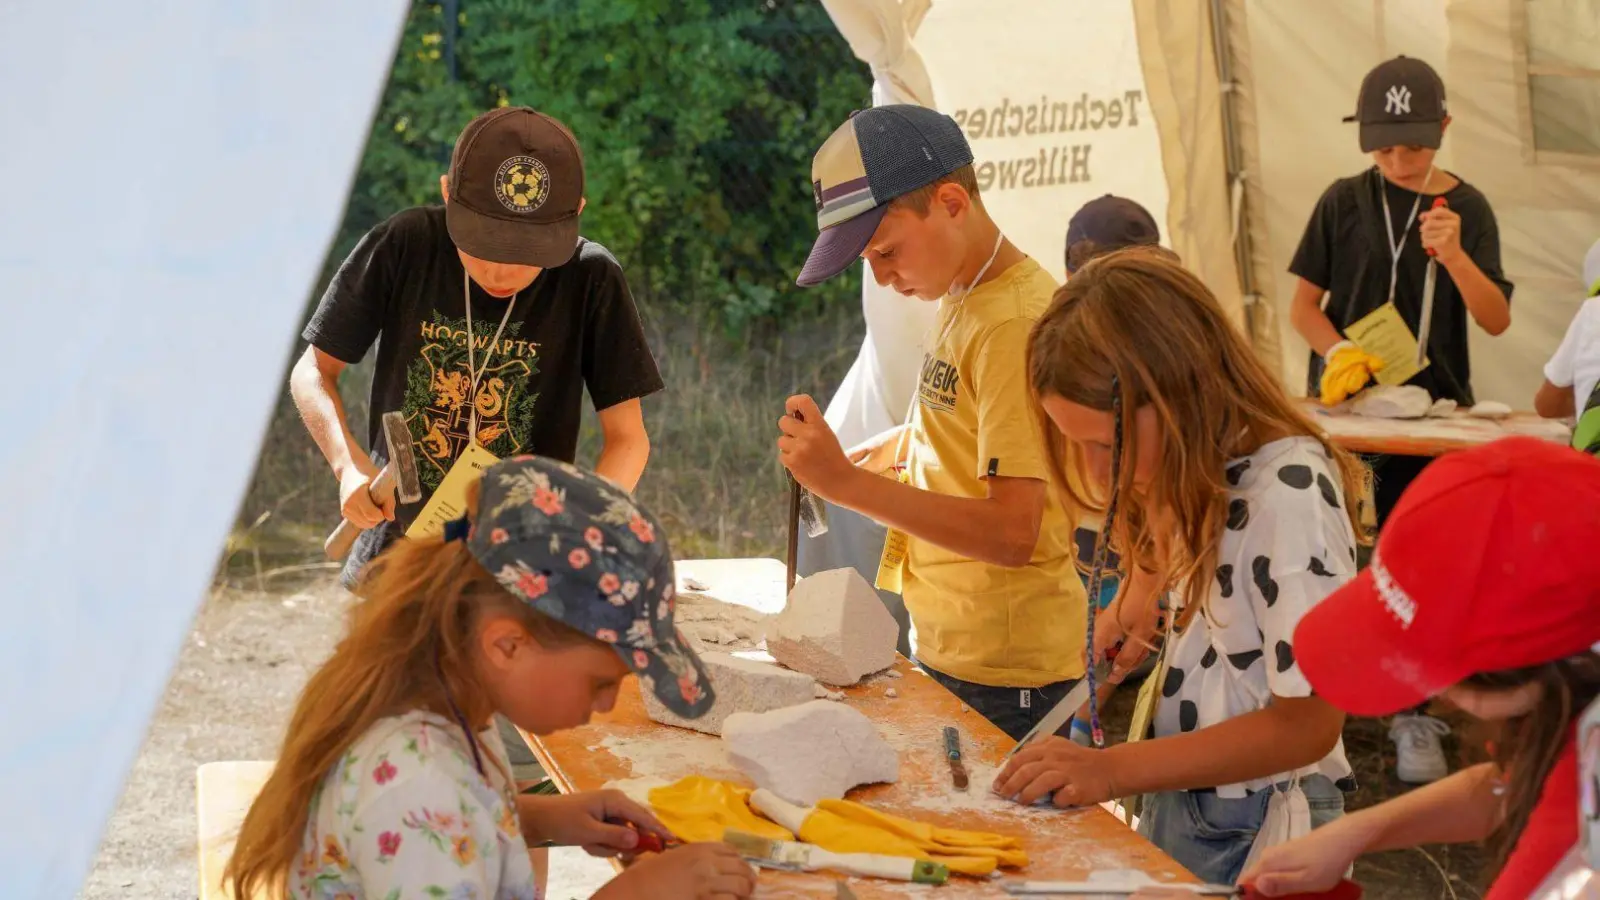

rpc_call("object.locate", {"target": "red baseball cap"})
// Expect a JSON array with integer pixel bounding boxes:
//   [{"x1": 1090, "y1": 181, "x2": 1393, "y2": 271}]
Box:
[{"x1": 1295, "y1": 436, "x2": 1600, "y2": 717}]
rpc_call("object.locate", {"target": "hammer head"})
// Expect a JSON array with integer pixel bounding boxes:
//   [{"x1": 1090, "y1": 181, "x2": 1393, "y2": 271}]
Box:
[{"x1": 380, "y1": 411, "x2": 422, "y2": 504}]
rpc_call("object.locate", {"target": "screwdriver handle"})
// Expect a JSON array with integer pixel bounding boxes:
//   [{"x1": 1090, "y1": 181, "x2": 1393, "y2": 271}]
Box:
[{"x1": 1423, "y1": 196, "x2": 1448, "y2": 258}]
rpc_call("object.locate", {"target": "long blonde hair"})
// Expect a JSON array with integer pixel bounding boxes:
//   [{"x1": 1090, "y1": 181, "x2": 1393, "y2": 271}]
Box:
[
  {"x1": 1027, "y1": 247, "x2": 1369, "y2": 621},
  {"x1": 225, "y1": 486, "x2": 604, "y2": 899}
]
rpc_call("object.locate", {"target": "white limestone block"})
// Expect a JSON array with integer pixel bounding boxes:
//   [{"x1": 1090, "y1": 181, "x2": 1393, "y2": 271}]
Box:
[
  {"x1": 766, "y1": 568, "x2": 897, "y2": 687},
  {"x1": 1470, "y1": 400, "x2": 1513, "y2": 419},
  {"x1": 1428, "y1": 398, "x2": 1458, "y2": 418},
  {"x1": 642, "y1": 651, "x2": 816, "y2": 736},
  {"x1": 1351, "y1": 385, "x2": 1432, "y2": 419},
  {"x1": 721, "y1": 700, "x2": 899, "y2": 805}
]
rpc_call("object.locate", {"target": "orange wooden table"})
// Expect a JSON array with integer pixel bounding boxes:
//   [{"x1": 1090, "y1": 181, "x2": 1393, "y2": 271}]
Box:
[
  {"x1": 1299, "y1": 400, "x2": 1571, "y2": 457},
  {"x1": 524, "y1": 559, "x2": 1194, "y2": 898}
]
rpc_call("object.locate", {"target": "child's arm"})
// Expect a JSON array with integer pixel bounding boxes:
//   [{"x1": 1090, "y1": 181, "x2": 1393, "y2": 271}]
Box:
[
  {"x1": 1421, "y1": 204, "x2": 1511, "y2": 336},
  {"x1": 593, "y1": 399, "x2": 650, "y2": 493},
  {"x1": 780, "y1": 394, "x2": 1045, "y2": 567},
  {"x1": 1535, "y1": 380, "x2": 1576, "y2": 419},
  {"x1": 1289, "y1": 278, "x2": 1344, "y2": 357},
  {"x1": 1240, "y1": 763, "x2": 1502, "y2": 896},
  {"x1": 995, "y1": 692, "x2": 1345, "y2": 806},
  {"x1": 1537, "y1": 300, "x2": 1589, "y2": 419},
  {"x1": 838, "y1": 470, "x2": 1046, "y2": 569}
]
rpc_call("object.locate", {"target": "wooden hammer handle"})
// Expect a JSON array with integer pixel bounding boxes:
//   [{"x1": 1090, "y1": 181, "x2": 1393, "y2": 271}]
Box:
[{"x1": 323, "y1": 464, "x2": 396, "y2": 561}]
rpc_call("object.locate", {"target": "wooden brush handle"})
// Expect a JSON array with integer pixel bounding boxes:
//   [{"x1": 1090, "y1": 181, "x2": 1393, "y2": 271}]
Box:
[{"x1": 323, "y1": 464, "x2": 394, "y2": 561}]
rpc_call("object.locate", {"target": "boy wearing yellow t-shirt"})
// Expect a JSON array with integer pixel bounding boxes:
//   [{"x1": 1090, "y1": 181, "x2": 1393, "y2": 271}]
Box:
[{"x1": 777, "y1": 106, "x2": 1086, "y2": 741}]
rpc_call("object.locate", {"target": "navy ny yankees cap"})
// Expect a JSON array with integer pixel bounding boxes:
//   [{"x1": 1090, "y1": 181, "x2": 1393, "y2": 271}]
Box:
[{"x1": 1344, "y1": 56, "x2": 1448, "y2": 153}]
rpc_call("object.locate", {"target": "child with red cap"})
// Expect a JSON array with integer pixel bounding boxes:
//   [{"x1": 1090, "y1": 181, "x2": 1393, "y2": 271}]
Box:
[{"x1": 1240, "y1": 436, "x2": 1600, "y2": 899}]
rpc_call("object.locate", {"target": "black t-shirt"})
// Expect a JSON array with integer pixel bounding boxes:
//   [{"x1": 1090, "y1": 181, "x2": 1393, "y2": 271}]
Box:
[
  {"x1": 1289, "y1": 168, "x2": 1514, "y2": 406},
  {"x1": 303, "y1": 205, "x2": 664, "y2": 581}
]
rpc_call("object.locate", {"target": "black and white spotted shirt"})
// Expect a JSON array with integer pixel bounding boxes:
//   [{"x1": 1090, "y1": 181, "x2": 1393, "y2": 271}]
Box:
[{"x1": 1152, "y1": 436, "x2": 1357, "y2": 798}]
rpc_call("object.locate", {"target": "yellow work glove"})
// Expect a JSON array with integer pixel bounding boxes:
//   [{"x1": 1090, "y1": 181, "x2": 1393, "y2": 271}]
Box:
[
  {"x1": 813, "y1": 799, "x2": 1029, "y2": 871},
  {"x1": 647, "y1": 776, "x2": 794, "y2": 844},
  {"x1": 1319, "y1": 340, "x2": 1386, "y2": 407},
  {"x1": 747, "y1": 788, "x2": 1027, "y2": 877}
]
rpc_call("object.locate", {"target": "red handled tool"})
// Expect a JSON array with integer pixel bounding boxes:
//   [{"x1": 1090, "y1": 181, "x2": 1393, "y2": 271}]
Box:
[{"x1": 605, "y1": 818, "x2": 677, "y2": 854}]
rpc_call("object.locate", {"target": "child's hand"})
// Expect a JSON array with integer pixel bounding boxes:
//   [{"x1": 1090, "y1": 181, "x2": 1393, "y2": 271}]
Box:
[
  {"x1": 993, "y1": 736, "x2": 1116, "y2": 807},
  {"x1": 1238, "y1": 816, "x2": 1371, "y2": 896},
  {"x1": 777, "y1": 395, "x2": 856, "y2": 500},
  {"x1": 1419, "y1": 204, "x2": 1463, "y2": 265},
  {"x1": 606, "y1": 843, "x2": 757, "y2": 900},
  {"x1": 521, "y1": 789, "x2": 672, "y2": 857}
]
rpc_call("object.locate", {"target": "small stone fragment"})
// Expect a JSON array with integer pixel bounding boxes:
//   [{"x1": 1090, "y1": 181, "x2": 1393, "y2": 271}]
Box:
[{"x1": 885, "y1": 687, "x2": 898, "y2": 698}]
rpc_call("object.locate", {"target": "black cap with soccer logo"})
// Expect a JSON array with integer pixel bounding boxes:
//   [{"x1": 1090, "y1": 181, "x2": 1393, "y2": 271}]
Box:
[{"x1": 446, "y1": 107, "x2": 586, "y2": 268}]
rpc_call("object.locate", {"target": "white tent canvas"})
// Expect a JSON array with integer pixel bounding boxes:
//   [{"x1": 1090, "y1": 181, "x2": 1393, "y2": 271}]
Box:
[
  {"x1": 821, "y1": 0, "x2": 1600, "y2": 427},
  {"x1": 0, "y1": 3, "x2": 405, "y2": 896}
]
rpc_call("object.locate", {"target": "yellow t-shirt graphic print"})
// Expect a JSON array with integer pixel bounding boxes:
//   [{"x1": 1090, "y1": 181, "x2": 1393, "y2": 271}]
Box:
[{"x1": 903, "y1": 257, "x2": 1086, "y2": 688}]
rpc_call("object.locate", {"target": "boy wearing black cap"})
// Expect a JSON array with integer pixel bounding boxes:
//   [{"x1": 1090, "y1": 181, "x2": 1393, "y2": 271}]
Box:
[
  {"x1": 776, "y1": 106, "x2": 1088, "y2": 742},
  {"x1": 1289, "y1": 56, "x2": 1514, "y2": 785},
  {"x1": 291, "y1": 107, "x2": 664, "y2": 589}
]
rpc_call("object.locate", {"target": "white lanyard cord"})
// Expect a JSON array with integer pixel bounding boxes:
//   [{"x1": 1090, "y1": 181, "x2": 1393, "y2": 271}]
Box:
[
  {"x1": 1378, "y1": 165, "x2": 1435, "y2": 307},
  {"x1": 462, "y1": 270, "x2": 518, "y2": 444},
  {"x1": 899, "y1": 231, "x2": 1007, "y2": 455}
]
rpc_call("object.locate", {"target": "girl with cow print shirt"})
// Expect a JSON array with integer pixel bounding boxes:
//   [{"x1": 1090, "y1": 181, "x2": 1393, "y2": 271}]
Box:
[{"x1": 999, "y1": 249, "x2": 1364, "y2": 886}]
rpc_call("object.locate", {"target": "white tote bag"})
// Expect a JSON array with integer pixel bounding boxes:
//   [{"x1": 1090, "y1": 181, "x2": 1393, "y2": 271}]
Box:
[{"x1": 1241, "y1": 772, "x2": 1312, "y2": 874}]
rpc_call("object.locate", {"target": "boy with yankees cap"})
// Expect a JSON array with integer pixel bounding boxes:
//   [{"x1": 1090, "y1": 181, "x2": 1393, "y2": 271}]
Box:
[
  {"x1": 293, "y1": 107, "x2": 664, "y2": 590},
  {"x1": 775, "y1": 105, "x2": 1088, "y2": 742},
  {"x1": 1288, "y1": 55, "x2": 1514, "y2": 785}
]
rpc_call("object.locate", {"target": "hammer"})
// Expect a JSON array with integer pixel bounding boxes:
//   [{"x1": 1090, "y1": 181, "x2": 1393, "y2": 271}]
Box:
[{"x1": 323, "y1": 411, "x2": 421, "y2": 560}]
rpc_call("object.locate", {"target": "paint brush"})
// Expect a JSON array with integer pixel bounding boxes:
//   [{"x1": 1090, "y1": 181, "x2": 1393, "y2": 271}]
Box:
[{"x1": 723, "y1": 830, "x2": 949, "y2": 884}]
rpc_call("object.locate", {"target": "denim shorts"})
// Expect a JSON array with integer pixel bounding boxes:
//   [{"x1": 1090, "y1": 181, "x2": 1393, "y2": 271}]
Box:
[
  {"x1": 917, "y1": 662, "x2": 1081, "y2": 743},
  {"x1": 1136, "y1": 774, "x2": 1346, "y2": 885}
]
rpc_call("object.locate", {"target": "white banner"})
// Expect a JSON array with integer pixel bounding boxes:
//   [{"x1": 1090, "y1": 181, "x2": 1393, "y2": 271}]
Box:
[{"x1": 915, "y1": 0, "x2": 1169, "y2": 284}]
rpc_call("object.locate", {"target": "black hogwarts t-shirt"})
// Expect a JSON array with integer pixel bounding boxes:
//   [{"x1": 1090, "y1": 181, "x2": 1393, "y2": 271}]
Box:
[
  {"x1": 303, "y1": 205, "x2": 664, "y2": 582},
  {"x1": 1290, "y1": 168, "x2": 1514, "y2": 407}
]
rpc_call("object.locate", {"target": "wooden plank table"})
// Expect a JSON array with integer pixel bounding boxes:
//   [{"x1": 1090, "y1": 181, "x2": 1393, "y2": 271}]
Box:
[
  {"x1": 197, "y1": 760, "x2": 275, "y2": 900},
  {"x1": 1299, "y1": 400, "x2": 1571, "y2": 457},
  {"x1": 525, "y1": 558, "x2": 1194, "y2": 898}
]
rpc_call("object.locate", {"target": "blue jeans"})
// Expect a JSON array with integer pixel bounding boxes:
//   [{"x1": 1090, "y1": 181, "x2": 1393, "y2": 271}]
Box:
[
  {"x1": 1137, "y1": 775, "x2": 1346, "y2": 885},
  {"x1": 919, "y1": 662, "x2": 1082, "y2": 743}
]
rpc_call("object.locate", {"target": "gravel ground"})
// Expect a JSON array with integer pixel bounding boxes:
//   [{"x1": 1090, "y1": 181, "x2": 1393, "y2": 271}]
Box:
[{"x1": 80, "y1": 575, "x2": 613, "y2": 900}]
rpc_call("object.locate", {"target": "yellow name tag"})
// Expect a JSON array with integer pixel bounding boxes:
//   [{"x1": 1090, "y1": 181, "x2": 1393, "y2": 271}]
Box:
[
  {"x1": 1347, "y1": 302, "x2": 1428, "y2": 387},
  {"x1": 406, "y1": 441, "x2": 501, "y2": 540},
  {"x1": 874, "y1": 468, "x2": 912, "y2": 594}
]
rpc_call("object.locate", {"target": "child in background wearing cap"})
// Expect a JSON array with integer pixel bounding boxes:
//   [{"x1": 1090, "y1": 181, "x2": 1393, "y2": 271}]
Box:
[
  {"x1": 293, "y1": 107, "x2": 664, "y2": 591},
  {"x1": 225, "y1": 457, "x2": 755, "y2": 900},
  {"x1": 1288, "y1": 55, "x2": 1514, "y2": 785},
  {"x1": 999, "y1": 250, "x2": 1364, "y2": 885},
  {"x1": 777, "y1": 105, "x2": 1089, "y2": 742},
  {"x1": 1535, "y1": 239, "x2": 1600, "y2": 455},
  {"x1": 1240, "y1": 438, "x2": 1600, "y2": 899}
]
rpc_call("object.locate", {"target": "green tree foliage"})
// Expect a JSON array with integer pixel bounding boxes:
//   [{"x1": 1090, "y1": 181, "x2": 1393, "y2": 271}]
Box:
[{"x1": 323, "y1": 0, "x2": 870, "y2": 330}]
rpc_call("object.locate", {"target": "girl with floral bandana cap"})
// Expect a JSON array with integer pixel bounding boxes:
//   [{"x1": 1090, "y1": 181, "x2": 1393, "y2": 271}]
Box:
[{"x1": 226, "y1": 456, "x2": 754, "y2": 900}]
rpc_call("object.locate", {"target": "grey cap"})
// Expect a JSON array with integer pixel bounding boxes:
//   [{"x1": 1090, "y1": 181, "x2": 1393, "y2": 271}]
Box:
[{"x1": 1344, "y1": 56, "x2": 1448, "y2": 153}]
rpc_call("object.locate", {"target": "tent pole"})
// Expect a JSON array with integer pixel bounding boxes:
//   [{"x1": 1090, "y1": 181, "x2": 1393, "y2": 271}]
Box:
[{"x1": 1207, "y1": 0, "x2": 1259, "y2": 341}]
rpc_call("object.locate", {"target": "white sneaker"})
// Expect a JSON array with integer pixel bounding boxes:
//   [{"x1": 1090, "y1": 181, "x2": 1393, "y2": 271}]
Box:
[{"x1": 1390, "y1": 713, "x2": 1451, "y2": 784}]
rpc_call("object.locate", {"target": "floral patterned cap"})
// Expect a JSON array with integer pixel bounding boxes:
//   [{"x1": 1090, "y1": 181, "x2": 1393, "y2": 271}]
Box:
[{"x1": 466, "y1": 455, "x2": 713, "y2": 719}]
